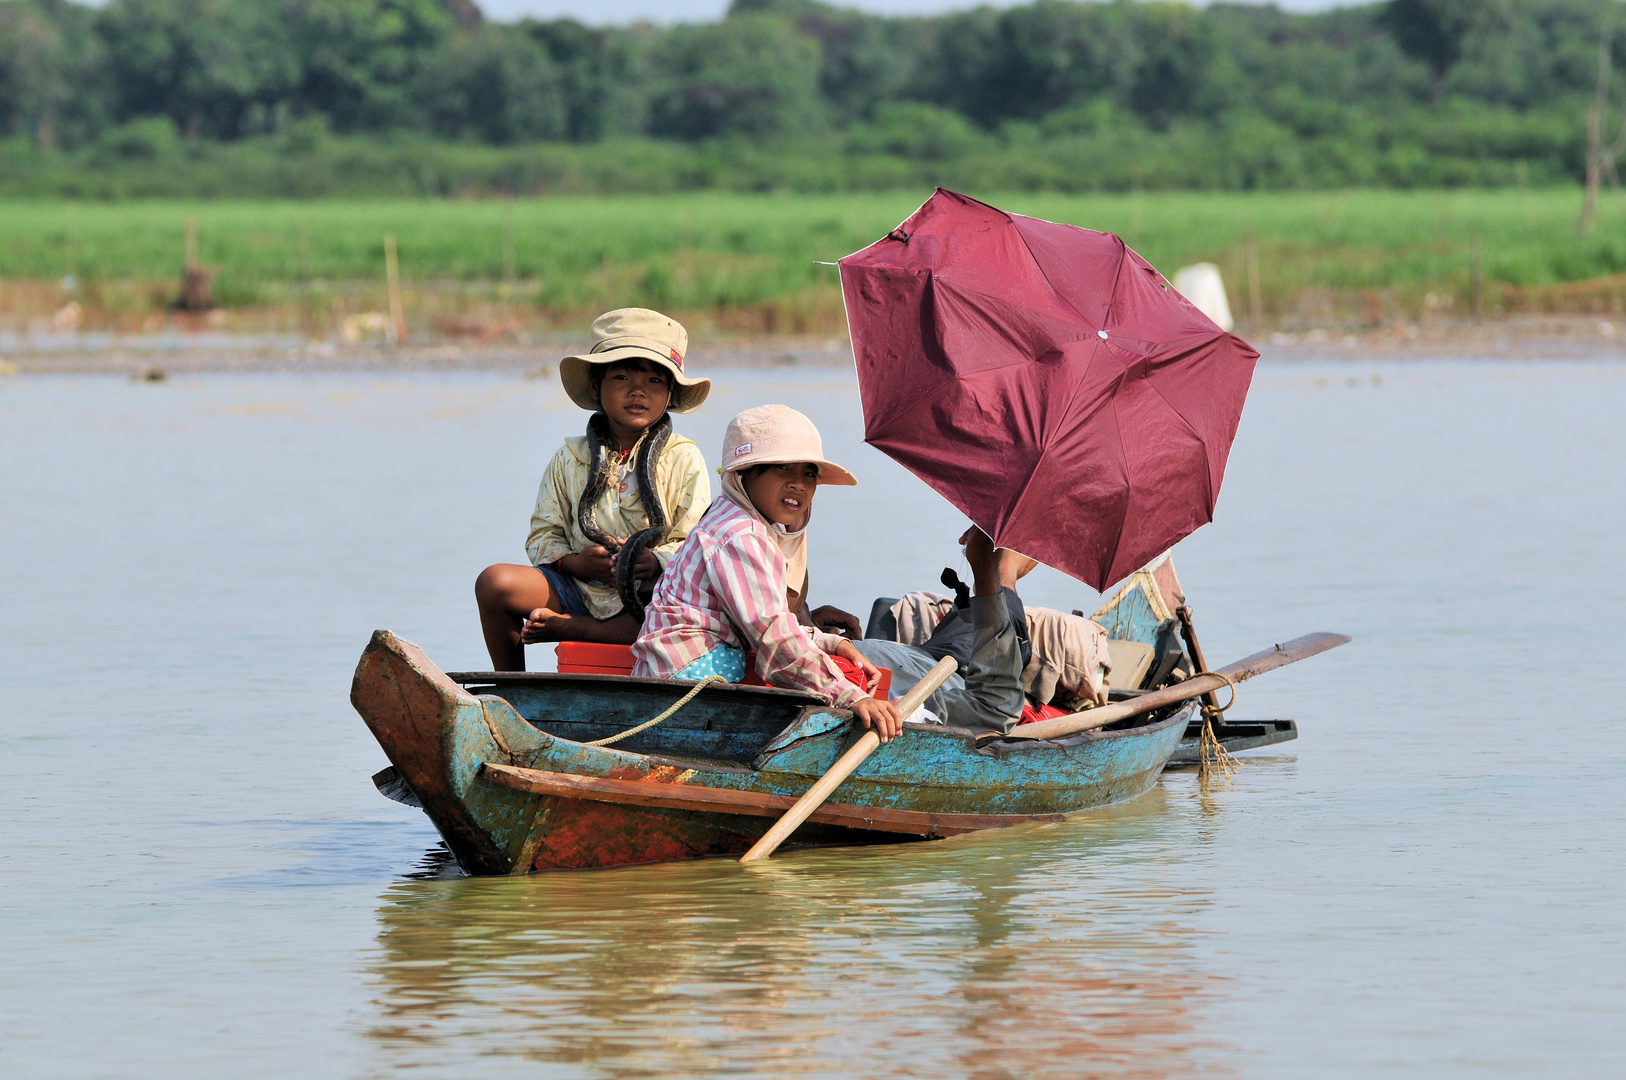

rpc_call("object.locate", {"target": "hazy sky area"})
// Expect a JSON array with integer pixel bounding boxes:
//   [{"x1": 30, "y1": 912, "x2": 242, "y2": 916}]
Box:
[{"x1": 480, "y1": 0, "x2": 1356, "y2": 26}]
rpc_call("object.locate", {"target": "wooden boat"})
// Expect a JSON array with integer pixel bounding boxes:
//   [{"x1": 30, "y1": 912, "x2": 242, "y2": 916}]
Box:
[
  {"x1": 353, "y1": 559, "x2": 1305, "y2": 874},
  {"x1": 355, "y1": 630, "x2": 1203, "y2": 873}
]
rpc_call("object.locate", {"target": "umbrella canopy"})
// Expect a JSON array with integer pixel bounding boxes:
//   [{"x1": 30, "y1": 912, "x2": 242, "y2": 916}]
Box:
[{"x1": 839, "y1": 189, "x2": 1258, "y2": 591}]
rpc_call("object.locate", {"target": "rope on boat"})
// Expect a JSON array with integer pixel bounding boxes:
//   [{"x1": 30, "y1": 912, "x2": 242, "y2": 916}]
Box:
[
  {"x1": 586, "y1": 675, "x2": 730, "y2": 747},
  {"x1": 1204, "y1": 670, "x2": 1238, "y2": 717},
  {"x1": 1198, "y1": 670, "x2": 1241, "y2": 782}
]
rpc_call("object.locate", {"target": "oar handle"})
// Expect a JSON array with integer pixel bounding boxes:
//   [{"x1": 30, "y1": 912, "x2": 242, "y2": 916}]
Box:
[{"x1": 740, "y1": 655, "x2": 959, "y2": 863}]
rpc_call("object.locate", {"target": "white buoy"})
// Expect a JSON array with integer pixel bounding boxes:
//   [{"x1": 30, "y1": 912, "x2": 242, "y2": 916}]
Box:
[{"x1": 1172, "y1": 262, "x2": 1235, "y2": 332}]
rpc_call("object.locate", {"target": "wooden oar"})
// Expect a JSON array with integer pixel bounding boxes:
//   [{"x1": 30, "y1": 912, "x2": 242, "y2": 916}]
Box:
[
  {"x1": 1007, "y1": 631, "x2": 1351, "y2": 743},
  {"x1": 740, "y1": 655, "x2": 960, "y2": 863}
]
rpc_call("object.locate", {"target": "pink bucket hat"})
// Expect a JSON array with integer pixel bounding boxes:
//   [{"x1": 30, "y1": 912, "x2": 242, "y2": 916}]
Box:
[{"x1": 720, "y1": 404, "x2": 857, "y2": 486}]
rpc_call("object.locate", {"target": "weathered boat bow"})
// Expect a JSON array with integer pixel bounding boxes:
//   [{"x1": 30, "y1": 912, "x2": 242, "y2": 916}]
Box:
[{"x1": 352, "y1": 630, "x2": 540, "y2": 874}]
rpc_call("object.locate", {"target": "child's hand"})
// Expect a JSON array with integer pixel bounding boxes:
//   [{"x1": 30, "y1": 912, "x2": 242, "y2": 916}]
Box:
[
  {"x1": 834, "y1": 639, "x2": 882, "y2": 694},
  {"x1": 850, "y1": 696, "x2": 904, "y2": 743},
  {"x1": 560, "y1": 546, "x2": 617, "y2": 585},
  {"x1": 634, "y1": 548, "x2": 661, "y2": 583}
]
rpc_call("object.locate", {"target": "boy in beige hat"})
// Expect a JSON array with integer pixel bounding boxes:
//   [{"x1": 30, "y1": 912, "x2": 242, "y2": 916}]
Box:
[{"x1": 474, "y1": 308, "x2": 713, "y2": 669}]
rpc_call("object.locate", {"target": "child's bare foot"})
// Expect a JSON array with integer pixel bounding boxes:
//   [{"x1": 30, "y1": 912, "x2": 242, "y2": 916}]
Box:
[
  {"x1": 522, "y1": 608, "x2": 642, "y2": 645},
  {"x1": 520, "y1": 606, "x2": 573, "y2": 643}
]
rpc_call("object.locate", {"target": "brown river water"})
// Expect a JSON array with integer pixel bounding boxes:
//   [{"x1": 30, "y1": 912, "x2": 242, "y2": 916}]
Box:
[{"x1": 2, "y1": 359, "x2": 1623, "y2": 1077}]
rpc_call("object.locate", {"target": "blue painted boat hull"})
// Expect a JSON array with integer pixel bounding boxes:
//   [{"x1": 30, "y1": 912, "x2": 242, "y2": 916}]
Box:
[{"x1": 352, "y1": 630, "x2": 1193, "y2": 873}]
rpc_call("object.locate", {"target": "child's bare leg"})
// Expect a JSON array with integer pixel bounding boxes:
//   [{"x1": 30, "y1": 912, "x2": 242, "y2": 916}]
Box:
[
  {"x1": 475, "y1": 563, "x2": 558, "y2": 671},
  {"x1": 523, "y1": 611, "x2": 641, "y2": 645}
]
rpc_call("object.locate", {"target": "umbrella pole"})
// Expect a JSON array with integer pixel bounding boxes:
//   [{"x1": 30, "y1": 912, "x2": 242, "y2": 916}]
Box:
[{"x1": 1175, "y1": 605, "x2": 1240, "y2": 781}]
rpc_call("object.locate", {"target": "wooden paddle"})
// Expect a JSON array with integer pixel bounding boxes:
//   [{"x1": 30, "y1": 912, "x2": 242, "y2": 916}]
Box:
[
  {"x1": 740, "y1": 655, "x2": 960, "y2": 863},
  {"x1": 1007, "y1": 631, "x2": 1351, "y2": 743}
]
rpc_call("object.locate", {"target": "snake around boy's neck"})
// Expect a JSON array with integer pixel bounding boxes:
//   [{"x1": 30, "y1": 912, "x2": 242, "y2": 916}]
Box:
[{"x1": 578, "y1": 410, "x2": 672, "y2": 620}]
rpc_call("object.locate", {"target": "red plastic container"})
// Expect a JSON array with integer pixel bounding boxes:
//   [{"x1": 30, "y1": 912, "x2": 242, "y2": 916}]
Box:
[{"x1": 555, "y1": 641, "x2": 635, "y2": 676}]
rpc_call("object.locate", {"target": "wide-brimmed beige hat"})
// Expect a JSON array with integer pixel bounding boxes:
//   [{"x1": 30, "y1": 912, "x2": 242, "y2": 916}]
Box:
[
  {"x1": 560, "y1": 308, "x2": 711, "y2": 414},
  {"x1": 720, "y1": 404, "x2": 857, "y2": 486}
]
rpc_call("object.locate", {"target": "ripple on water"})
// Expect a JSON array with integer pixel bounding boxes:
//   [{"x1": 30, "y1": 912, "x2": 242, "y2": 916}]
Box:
[{"x1": 362, "y1": 787, "x2": 1238, "y2": 1079}]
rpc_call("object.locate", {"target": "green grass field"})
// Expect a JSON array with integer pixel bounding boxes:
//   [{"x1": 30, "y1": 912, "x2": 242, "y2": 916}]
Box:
[{"x1": 3, "y1": 188, "x2": 1624, "y2": 330}]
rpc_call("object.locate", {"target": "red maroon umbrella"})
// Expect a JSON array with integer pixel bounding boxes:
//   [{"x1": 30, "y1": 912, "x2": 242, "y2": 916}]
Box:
[{"x1": 839, "y1": 189, "x2": 1258, "y2": 591}]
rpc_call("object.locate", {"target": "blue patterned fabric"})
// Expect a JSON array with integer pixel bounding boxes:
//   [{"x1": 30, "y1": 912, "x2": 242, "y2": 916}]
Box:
[{"x1": 674, "y1": 643, "x2": 747, "y2": 682}]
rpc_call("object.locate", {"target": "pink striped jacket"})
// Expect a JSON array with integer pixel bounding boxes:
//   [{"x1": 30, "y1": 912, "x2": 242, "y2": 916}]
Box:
[{"x1": 630, "y1": 497, "x2": 867, "y2": 709}]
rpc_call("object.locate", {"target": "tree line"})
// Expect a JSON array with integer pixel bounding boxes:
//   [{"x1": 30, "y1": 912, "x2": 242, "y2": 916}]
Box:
[{"x1": 1, "y1": 0, "x2": 1622, "y2": 193}]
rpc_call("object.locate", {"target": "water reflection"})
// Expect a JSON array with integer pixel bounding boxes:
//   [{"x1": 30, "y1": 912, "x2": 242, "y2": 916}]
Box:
[{"x1": 365, "y1": 789, "x2": 1234, "y2": 1078}]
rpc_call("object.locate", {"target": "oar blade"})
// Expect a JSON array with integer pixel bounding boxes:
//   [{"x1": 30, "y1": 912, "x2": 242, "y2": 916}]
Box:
[
  {"x1": 1005, "y1": 630, "x2": 1350, "y2": 743},
  {"x1": 1217, "y1": 632, "x2": 1352, "y2": 681}
]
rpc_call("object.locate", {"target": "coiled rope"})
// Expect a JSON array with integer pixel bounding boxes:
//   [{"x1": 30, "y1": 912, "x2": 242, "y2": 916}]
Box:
[
  {"x1": 586, "y1": 675, "x2": 729, "y2": 747},
  {"x1": 1198, "y1": 670, "x2": 1241, "y2": 782}
]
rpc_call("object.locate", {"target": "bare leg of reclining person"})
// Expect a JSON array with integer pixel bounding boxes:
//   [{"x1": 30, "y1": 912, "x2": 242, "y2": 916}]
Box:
[{"x1": 851, "y1": 528, "x2": 1026, "y2": 732}]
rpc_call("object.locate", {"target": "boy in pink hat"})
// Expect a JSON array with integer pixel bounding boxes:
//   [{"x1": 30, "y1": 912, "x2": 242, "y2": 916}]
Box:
[
  {"x1": 474, "y1": 308, "x2": 712, "y2": 670},
  {"x1": 636, "y1": 404, "x2": 1031, "y2": 738},
  {"x1": 631, "y1": 405, "x2": 909, "y2": 737}
]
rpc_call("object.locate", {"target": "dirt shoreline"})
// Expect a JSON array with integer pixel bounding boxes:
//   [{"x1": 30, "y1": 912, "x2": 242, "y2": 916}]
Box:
[{"x1": 4, "y1": 317, "x2": 1626, "y2": 377}]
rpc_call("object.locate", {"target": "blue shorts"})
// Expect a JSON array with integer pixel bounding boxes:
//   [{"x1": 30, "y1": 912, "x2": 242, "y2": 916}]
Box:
[{"x1": 537, "y1": 565, "x2": 591, "y2": 618}]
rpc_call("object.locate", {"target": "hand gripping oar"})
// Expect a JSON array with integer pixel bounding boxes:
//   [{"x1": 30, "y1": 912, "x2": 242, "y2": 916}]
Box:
[
  {"x1": 1006, "y1": 632, "x2": 1351, "y2": 743},
  {"x1": 741, "y1": 655, "x2": 960, "y2": 863}
]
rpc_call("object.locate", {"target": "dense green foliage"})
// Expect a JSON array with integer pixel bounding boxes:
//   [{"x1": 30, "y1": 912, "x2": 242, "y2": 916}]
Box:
[
  {"x1": 0, "y1": 0, "x2": 1622, "y2": 193},
  {"x1": 4, "y1": 189, "x2": 1621, "y2": 319}
]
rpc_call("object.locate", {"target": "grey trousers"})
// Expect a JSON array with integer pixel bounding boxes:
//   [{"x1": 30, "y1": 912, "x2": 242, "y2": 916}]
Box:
[{"x1": 851, "y1": 593, "x2": 1025, "y2": 733}]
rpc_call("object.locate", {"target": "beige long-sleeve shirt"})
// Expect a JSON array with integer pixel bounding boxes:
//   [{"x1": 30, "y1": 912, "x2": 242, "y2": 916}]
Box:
[{"x1": 525, "y1": 431, "x2": 711, "y2": 620}]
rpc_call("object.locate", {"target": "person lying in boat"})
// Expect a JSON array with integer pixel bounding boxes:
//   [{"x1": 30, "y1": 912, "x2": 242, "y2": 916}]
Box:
[
  {"x1": 873, "y1": 547, "x2": 1113, "y2": 724},
  {"x1": 849, "y1": 529, "x2": 1031, "y2": 733},
  {"x1": 474, "y1": 309, "x2": 712, "y2": 670},
  {"x1": 630, "y1": 405, "x2": 907, "y2": 740}
]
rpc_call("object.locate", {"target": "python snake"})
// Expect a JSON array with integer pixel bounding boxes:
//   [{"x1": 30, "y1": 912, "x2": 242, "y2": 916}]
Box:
[{"x1": 577, "y1": 410, "x2": 672, "y2": 620}]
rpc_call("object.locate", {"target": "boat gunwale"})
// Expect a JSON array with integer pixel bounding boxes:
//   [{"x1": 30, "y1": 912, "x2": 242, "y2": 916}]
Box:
[
  {"x1": 447, "y1": 670, "x2": 1193, "y2": 758},
  {"x1": 446, "y1": 670, "x2": 829, "y2": 707}
]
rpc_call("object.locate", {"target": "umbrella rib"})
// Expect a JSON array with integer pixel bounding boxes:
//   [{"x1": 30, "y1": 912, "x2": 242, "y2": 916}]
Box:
[
  {"x1": 1000, "y1": 343, "x2": 1122, "y2": 578},
  {"x1": 1098, "y1": 391, "x2": 1133, "y2": 582},
  {"x1": 925, "y1": 279, "x2": 1101, "y2": 378},
  {"x1": 1142, "y1": 371, "x2": 1220, "y2": 514},
  {"x1": 1010, "y1": 224, "x2": 1122, "y2": 329}
]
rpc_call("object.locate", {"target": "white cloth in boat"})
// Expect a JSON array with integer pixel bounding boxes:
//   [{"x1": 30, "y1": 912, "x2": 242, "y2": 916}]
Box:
[
  {"x1": 1023, "y1": 607, "x2": 1111, "y2": 708},
  {"x1": 888, "y1": 590, "x2": 954, "y2": 646}
]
